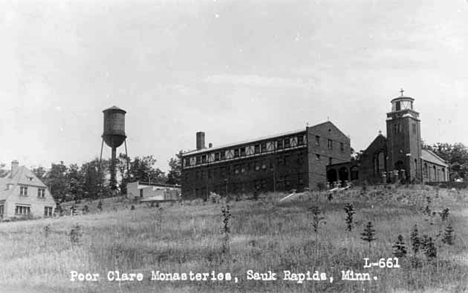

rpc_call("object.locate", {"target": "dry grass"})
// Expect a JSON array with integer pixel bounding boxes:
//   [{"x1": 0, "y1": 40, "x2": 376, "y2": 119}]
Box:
[{"x1": 0, "y1": 185, "x2": 467, "y2": 293}]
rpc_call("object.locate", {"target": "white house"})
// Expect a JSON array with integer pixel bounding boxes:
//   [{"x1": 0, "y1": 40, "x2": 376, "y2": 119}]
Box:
[{"x1": 0, "y1": 160, "x2": 56, "y2": 219}]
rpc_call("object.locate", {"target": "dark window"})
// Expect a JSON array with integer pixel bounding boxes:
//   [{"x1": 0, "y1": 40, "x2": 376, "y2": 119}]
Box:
[
  {"x1": 196, "y1": 156, "x2": 201, "y2": 164},
  {"x1": 15, "y1": 205, "x2": 31, "y2": 215},
  {"x1": 285, "y1": 175, "x2": 291, "y2": 188},
  {"x1": 234, "y1": 149, "x2": 239, "y2": 158},
  {"x1": 20, "y1": 186, "x2": 28, "y2": 196},
  {"x1": 254, "y1": 145, "x2": 260, "y2": 154},
  {"x1": 261, "y1": 143, "x2": 267, "y2": 152},
  {"x1": 298, "y1": 173, "x2": 304, "y2": 185},
  {"x1": 277, "y1": 156, "x2": 283, "y2": 166},
  {"x1": 202, "y1": 155, "x2": 207, "y2": 163},
  {"x1": 220, "y1": 151, "x2": 226, "y2": 160},
  {"x1": 215, "y1": 153, "x2": 220, "y2": 161},
  {"x1": 396, "y1": 101, "x2": 401, "y2": 111},
  {"x1": 255, "y1": 162, "x2": 260, "y2": 171},
  {"x1": 44, "y1": 206, "x2": 53, "y2": 217},
  {"x1": 340, "y1": 142, "x2": 344, "y2": 152},
  {"x1": 0, "y1": 205, "x2": 3, "y2": 218},
  {"x1": 284, "y1": 138, "x2": 290, "y2": 148},
  {"x1": 329, "y1": 157, "x2": 332, "y2": 165},
  {"x1": 328, "y1": 139, "x2": 333, "y2": 150},
  {"x1": 315, "y1": 135, "x2": 320, "y2": 145},
  {"x1": 240, "y1": 147, "x2": 246, "y2": 156},
  {"x1": 185, "y1": 158, "x2": 191, "y2": 166},
  {"x1": 38, "y1": 188, "x2": 45, "y2": 198},
  {"x1": 297, "y1": 135, "x2": 304, "y2": 145},
  {"x1": 277, "y1": 139, "x2": 283, "y2": 150}
]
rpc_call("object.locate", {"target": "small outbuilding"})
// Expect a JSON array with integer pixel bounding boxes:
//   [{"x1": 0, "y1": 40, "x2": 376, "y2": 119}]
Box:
[{"x1": 127, "y1": 181, "x2": 180, "y2": 203}]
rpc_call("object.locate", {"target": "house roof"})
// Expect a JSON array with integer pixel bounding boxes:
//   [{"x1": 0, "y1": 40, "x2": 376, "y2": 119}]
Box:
[
  {"x1": 421, "y1": 149, "x2": 448, "y2": 167},
  {"x1": 0, "y1": 166, "x2": 47, "y2": 200}
]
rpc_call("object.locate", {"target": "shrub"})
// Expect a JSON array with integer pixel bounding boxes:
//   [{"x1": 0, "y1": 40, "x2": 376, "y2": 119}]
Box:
[
  {"x1": 392, "y1": 235, "x2": 407, "y2": 258},
  {"x1": 361, "y1": 221, "x2": 377, "y2": 251},
  {"x1": 442, "y1": 224, "x2": 455, "y2": 245},
  {"x1": 410, "y1": 224, "x2": 421, "y2": 255},
  {"x1": 70, "y1": 224, "x2": 82, "y2": 246},
  {"x1": 344, "y1": 203, "x2": 355, "y2": 232}
]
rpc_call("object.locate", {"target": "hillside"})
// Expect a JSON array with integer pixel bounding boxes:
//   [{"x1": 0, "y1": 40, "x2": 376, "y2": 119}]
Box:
[{"x1": 0, "y1": 185, "x2": 467, "y2": 293}]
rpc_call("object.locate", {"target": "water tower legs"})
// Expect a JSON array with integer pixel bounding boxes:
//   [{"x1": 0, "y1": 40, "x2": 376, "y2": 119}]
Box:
[{"x1": 110, "y1": 147, "x2": 117, "y2": 190}]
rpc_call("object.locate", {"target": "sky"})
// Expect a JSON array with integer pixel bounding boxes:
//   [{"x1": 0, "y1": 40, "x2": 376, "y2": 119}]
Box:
[{"x1": 0, "y1": 0, "x2": 467, "y2": 172}]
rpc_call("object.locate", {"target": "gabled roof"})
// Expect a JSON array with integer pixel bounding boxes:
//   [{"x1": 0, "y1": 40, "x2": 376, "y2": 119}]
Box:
[
  {"x1": 421, "y1": 149, "x2": 448, "y2": 167},
  {"x1": 0, "y1": 166, "x2": 47, "y2": 200},
  {"x1": 307, "y1": 121, "x2": 349, "y2": 140},
  {"x1": 362, "y1": 134, "x2": 387, "y2": 155}
]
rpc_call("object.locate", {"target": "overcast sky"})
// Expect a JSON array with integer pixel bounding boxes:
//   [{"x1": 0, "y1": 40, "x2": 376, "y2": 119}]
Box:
[{"x1": 0, "y1": 0, "x2": 467, "y2": 172}]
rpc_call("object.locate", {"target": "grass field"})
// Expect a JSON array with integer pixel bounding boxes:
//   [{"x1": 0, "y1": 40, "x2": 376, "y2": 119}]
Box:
[{"x1": 0, "y1": 184, "x2": 467, "y2": 293}]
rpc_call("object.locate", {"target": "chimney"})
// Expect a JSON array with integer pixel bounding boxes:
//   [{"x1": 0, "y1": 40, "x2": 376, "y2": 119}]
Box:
[
  {"x1": 196, "y1": 132, "x2": 206, "y2": 150},
  {"x1": 11, "y1": 160, "x2": 19, "y2": 178},
  {"x1": 209, "y1": 143, "x2": 213, "y2": 148}
]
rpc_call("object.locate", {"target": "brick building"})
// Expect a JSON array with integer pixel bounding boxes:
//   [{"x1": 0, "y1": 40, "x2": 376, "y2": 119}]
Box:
[
  {"x1": 181, "y1": 121, "x2": 351, "y2": 198},
  {"x1": 327, "y1": 91, "x2": 449, "y2": 185}
]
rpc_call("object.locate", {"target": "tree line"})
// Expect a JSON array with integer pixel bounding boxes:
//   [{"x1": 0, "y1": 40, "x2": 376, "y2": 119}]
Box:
[
  {"x1": 0, "y1": 151, "x2": 183, "y2": 204},
  {"x1": 426, "y1": 142, "x2": 468, "y2": 181}
]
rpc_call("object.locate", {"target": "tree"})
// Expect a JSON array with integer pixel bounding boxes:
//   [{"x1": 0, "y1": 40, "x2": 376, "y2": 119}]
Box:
[
  {"x1": 117, "y1": 153, "x2": 131, "y2": 194},
  {"x1": 0, "y1": 163, "x2": 8, "y2": 178},
  {"x1": 67, "y1": 164, "x2": 84, "y2": 201},
  {"x1": 425, "y1": 142, "x2": 468, "y2": 180},
  {"x1": 361, "y1": 221, "x2": 377, "y2": 251},
  {"x1": 167, "y1": 151, "x2": 183, "y2": 185},
  {"x1": 128, "y1": 155, "x2": 167, "y2": 184},
  {"x1": 46, "y1": 162, "x2": 69, "y2": 203},
  {"x1": 32, "y1": 166, "x2": 47, "y2": 181},
  {"x1": 80, "y1": 158, "x2": 108, "y2": 200}
]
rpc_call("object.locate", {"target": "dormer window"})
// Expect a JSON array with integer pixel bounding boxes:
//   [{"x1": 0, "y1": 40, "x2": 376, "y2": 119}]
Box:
[{"x1": 27, "y1": 176, "x2": 33, "y2": 181}]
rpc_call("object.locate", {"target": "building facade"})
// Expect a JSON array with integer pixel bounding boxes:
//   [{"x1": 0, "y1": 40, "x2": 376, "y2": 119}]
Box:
[
  {"x1": 327, "y1": 92, "x2": 449, "y2": 184},
  {"x1": 181, "y1": 121, "x2": 351, "y2": 198},
  {"x1": 0, "y1": 160, "x2": 56, "y2": 219},
  {"x1": 127, "y1": 181, "x2": 181, "y2": 201}
]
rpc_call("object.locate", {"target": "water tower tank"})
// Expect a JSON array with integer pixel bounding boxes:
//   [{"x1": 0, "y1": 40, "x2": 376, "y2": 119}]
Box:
[{"x1": 102, "y1": 106, "x2": 127, "y2": 148}]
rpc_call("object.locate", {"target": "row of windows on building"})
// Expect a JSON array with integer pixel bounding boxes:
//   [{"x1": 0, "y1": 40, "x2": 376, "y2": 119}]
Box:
[
  {"x1": 185, "y1": 135, "x2": 346, "y2": 168},
  {"x1": 187, "y1": 133, "x2": 349, "y2": 167},
  {"x1": 8, "y1": 205, "x2": 54, "y2": 217},
  {"x1": 314, "y1": 135, "x2": 344, "y2": 152},
  {"x1": 19, "y1": 186, "x2": 46, "y2": 198},
  {"x1": 186, "y1": 135, "x2": 307, "y2": 167},
  {"x1": 193, "y1": 173, "x2": 306, "y2": 196},
  {"x1": 187, "y1": 152, "x2": 307, "y2": 181}
]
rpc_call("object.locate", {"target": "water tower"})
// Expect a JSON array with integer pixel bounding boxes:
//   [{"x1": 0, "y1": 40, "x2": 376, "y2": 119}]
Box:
[{"x1": 100, "y1": 106, "x2": 129, "y2": 190}]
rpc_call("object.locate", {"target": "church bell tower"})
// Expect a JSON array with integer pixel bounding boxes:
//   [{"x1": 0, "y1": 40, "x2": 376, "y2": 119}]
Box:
[{"x1": 386, "y1": 89, "x2": 422, "y2": 182}]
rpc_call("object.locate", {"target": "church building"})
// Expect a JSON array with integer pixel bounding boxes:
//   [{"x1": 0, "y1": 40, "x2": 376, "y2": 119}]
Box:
[{"x1": 326, "y1": 90, "x2": 449, "y2": 185}]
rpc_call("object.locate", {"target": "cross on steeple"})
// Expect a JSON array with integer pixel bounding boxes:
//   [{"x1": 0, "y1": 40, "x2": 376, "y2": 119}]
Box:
[{"x1": 400, "y1": 88, "x2": 404, "y2": 96}]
